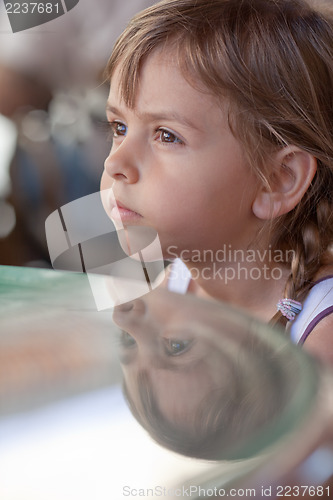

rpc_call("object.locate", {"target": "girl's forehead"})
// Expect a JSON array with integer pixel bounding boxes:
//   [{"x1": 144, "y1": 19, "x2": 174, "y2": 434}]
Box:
[
  {"x1": 109, "y1": 47, "x2": 214, "y2": 108},
  {"x1": 110, "y1": 50, "x2": 175, "y2": 88}
]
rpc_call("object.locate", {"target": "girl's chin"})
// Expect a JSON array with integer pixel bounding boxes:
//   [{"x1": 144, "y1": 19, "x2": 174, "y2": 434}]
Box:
[{"x1": 112, "y1": 225, "x2": 164, "y2": 261}]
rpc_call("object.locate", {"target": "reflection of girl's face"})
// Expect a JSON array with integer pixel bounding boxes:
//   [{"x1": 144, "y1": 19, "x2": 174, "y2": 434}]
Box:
[
  {"x1": 112, "y1": 289, "x2": 247, "y2": 425},
  {"x1": 113, "y1": 289, "x2": 297, "y2": 460}
]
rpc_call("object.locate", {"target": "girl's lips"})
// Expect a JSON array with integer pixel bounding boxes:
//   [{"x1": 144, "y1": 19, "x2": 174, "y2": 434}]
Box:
[{"x1": 110, "y1": 201, "x2": 142, "y2": 222}]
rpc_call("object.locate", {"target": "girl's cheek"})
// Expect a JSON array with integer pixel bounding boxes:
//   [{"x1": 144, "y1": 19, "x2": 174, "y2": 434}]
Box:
[{"x1": 100, "y1": 169, "x2": 113, "y2": 190}]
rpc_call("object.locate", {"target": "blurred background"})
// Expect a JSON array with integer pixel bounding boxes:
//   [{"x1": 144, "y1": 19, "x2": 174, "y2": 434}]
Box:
[
  {"x1": 0, "y1": 0, "x2": 158, "y2": 268},
  {"x1": 0, "y1": 3, "x2": 188, "y2": 498}
]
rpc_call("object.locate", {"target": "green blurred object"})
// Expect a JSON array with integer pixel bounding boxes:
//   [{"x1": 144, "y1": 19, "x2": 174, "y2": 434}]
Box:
[
  {"x1": 0, "y1": 264, "x2": 97, "y2": 314},
  {"x1": 0, "y1": 265, "x2": 119, "y2": 415}
]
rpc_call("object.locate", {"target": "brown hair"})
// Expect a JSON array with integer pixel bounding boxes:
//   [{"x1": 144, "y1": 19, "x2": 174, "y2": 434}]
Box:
[{"x1": 105, "y1": 0, "x2": 333, "y2": 326}]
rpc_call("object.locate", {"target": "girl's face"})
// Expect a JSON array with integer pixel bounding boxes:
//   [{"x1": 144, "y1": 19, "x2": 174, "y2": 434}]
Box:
[
  {"x1": 112, "y1": 288, "x2": 249, "y2": 425},
  {"x1": 112, "y1": 288, "x2": 283, "y2": 435},
  {"x1": 101, "y1": 49, "x2": 262, "y2": 260}
]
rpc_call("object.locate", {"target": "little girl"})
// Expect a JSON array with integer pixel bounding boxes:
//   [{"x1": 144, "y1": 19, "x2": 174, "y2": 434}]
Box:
[{"x1": 101, "y1": 0, "x2": 333, "y2": 363}]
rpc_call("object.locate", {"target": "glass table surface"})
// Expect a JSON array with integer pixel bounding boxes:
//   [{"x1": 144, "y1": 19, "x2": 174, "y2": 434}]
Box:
[{"x1": 0, "y1": 265, "x2": 332, "y2": 500}]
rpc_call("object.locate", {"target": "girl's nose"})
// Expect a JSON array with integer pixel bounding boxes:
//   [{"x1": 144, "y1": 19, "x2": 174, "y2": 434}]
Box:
[
  {"x1": 104, "y1": 142, "x2": 140, "y2": 184},
  {"x1": 113, "y1": 298, "x2": 147, "y2": 328}
]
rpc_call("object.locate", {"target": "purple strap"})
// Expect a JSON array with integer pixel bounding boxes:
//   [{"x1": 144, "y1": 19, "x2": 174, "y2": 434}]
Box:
[{"x1": 299, "y1": 306, "x2": 333, "y2": 344}]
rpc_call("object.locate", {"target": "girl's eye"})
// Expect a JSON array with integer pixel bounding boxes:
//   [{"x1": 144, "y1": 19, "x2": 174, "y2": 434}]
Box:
[
  {"x1": 163, "y1": 338, "x2": 193, "y2": 356},
  {"x1": 157, "y1": 129, "x2": 183, "y2": 145},
  {"x1": 119, "y1": 330, "x2": 136, "y2": 349},
  {"x1": 109, "y1": 121, "x2": 127, "y2": 139}
]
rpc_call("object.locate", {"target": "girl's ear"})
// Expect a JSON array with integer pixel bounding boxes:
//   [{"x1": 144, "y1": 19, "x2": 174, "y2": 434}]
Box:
[{"x1": 252, "y1": 146, "x2": 317, "y2": 220}]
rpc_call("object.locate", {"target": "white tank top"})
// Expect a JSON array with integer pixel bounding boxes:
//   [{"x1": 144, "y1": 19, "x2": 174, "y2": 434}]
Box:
[
  {"x1": 167, "y1": 259, "x2": 333, "y2": 345},
  {"x1": 290, "y1": 276, "x2": 333, "y2": 344}
]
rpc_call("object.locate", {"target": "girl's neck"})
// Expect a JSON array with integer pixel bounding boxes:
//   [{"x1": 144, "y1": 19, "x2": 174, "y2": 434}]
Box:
[{"x1": 184, "y1": 260, "x2": 291, "y2": 322}]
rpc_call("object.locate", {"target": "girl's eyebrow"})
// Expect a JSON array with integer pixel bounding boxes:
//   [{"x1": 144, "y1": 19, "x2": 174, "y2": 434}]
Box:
[
  {"x1": 106, "y1": 103, "x2": 125, "y2": 117},
  {"x1": 106, "y1": 102, "x2": 199, "y2": 131}
]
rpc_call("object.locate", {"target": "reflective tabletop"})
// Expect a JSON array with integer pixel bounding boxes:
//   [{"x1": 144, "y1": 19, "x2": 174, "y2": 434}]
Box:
[{"x1": 0, "y1": 265, "x2": 332, "y2": 499}]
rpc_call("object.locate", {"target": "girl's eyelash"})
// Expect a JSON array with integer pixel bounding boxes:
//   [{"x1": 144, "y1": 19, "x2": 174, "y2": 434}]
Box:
[
  {"x1": 155, "y1": 128, "x2": 184, "y2": 146},
  {"x1": 99, "y1": 120, "x2": 127, "y2": 141},
  {"x1": 100, "y1": 120, "x2": 184, "y2": 146},
  {"x1": 163, "y1": 338, "x2": 194, "y2": 356},
  {"x1": 99, "y1": 120, "x2": 113, "y2": 141}
]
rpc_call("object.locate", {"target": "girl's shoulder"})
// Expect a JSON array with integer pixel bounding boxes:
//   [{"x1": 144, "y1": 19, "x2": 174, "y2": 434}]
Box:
[{"x1": 290, "y1": 265, "x2": 333, "y2": 364}]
